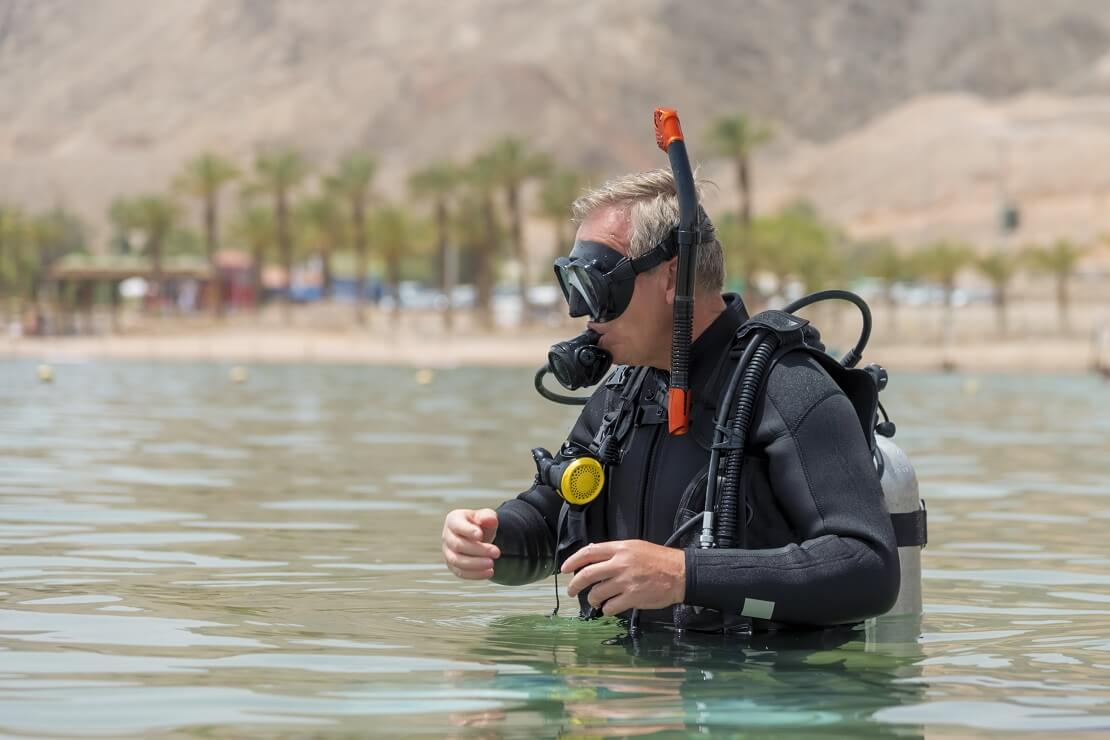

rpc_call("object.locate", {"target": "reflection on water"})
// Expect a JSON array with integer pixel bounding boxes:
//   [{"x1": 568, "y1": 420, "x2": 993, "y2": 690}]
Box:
[{"x1": 0, "y1": 361, "x2": 1108, "y2": 737}]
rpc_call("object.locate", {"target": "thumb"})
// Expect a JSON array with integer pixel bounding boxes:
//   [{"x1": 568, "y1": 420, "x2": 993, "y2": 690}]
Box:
[{"x1": 473, "y1": 508, "x2": 498, "y2": 543}]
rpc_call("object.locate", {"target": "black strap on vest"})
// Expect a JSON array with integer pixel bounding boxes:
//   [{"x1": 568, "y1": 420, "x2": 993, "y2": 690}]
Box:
[
  {"x1": 890, "y1": 502, "x2": 928, "y2": 548},
  {"x1": 591, "y1": 366, "x2": 650, "y2": 464}
]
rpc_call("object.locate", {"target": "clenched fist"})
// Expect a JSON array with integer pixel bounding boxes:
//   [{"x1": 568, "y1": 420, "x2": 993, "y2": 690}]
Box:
[{"x1": 441, "y1": 508, "x2": 500, "y2": 580}]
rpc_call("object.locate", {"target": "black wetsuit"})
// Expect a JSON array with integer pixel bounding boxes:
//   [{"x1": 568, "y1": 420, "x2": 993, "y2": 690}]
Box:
[{"x1": 492, "y1": 294, "x2": 900, "y2": 630}]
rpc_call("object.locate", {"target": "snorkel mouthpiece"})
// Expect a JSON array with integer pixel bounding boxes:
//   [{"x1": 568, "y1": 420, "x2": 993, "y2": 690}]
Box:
[{"x1": 547, "y1": 329, "x2": 613, "y2": 391}]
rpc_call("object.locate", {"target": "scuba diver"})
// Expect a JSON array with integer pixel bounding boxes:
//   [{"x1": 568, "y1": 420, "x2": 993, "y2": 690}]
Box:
[{"x1": 441, "y1": 109, "x2": 924, "y2": 634}]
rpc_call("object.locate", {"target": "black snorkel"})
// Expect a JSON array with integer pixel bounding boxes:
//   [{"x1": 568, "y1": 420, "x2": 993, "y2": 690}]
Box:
[{"x1": 654, "y1": 107, "x2": 701, "y2": 436}]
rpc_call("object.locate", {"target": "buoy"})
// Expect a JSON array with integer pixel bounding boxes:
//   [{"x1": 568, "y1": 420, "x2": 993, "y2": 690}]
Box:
[
  {"x1": 37, "y1": 364, "x2": 53, "y2": 383},
  {"x1": 414, "y1": 368, "x2": 435, "y2": 386},
  {"x1": 230, "y1": 366, "x2": 249, "y2": 384}
]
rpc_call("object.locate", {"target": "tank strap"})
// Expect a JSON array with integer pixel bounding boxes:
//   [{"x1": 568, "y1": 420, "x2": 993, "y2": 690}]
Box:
[{"x1": 890, "y1": 500, "x2": 928, "y2": 548}]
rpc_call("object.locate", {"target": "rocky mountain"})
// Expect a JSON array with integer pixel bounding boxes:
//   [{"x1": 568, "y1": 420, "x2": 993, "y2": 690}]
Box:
[{"x1": 3, "y1": 0, "x2": 1110, "y2": 247}]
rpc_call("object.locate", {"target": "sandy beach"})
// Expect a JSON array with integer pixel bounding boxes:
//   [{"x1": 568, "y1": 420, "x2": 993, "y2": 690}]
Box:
[{"x1": 3, "y1": 301, "x2": 1107, "y2": 375}]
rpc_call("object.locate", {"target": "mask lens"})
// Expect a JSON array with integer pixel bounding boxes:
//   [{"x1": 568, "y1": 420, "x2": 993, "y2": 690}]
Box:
[{"x1": 566, "y1": 266, "x2": 603, "y2": 320}]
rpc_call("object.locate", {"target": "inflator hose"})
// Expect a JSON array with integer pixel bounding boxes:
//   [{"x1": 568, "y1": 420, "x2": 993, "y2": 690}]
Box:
[
  {"x1": 701, "y1": 329, "x2": 768, "y2": 546},
  {"x1": 715, "y1": 334, "x2": 778, "y2": 548}
]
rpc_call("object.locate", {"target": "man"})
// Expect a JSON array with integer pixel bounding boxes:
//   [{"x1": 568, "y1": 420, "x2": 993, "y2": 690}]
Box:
[{"x1": 441, "y1": 169, "x2": 900, "y2": 631}]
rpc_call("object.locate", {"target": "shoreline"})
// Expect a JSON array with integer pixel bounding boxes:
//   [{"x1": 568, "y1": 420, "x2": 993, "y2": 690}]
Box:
[{"x1": 2, "y1": 327, "x2": 1105, "y2": 375}]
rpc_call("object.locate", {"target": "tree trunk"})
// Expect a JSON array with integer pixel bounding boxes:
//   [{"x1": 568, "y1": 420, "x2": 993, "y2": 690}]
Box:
[
  {"x1": 205, "y1": 192, "x2": 223, "y2": 317},
  {"x1": 0, "y1": 227, "x2": 6, "y2": 325},
  {"x1": 387, "y1": 247, "x2": 402, "y2": 328},
  {"x1": 994, "y1": 281, "x2": 1008, "y2": 336},
  {"x1": 251, "y1": 242, "x2": 264, "y2": 313},
  {"x1": 110, "y1": 279, "x2": 121, "y2": 333},
  {"x1": 942, "y1": 281, "x2": 955, "y2": 342},
  {"x1": 436, "y1": 198, "x2": 453, "y2": 332},
  {"x1": 738, "y1": 155, "x2": 752, "y2": 226},
  {"x1": 353, "y1": 198, "x2": 368, "y2": 327},
  {"x1": 276, "y1": 189, "x2": 292, "y2": 326},
  {"x1": 884, "y1": 281, "x2": 898, "y2": 336},
  {"x1": 477, "y1": 195, "x2": 498, "y2": 329},
  {"x1": 1056, "y1": 272, "x2": 1069, "y2": 333},
  {"x1": 507, "y1": 184, "x2": 531, "y2": 325},
  {"x1": 150, "y1": 239, "x2": 164, "y2": 316},
  {"x1": 552, "y1": 219, "x2": 569, "y2": 266},
  {"x1": 321, "y1": 242, "x2": 333, "y2": 300}
]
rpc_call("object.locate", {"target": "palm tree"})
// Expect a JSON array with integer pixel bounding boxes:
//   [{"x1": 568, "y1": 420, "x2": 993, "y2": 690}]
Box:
[
  {"x1": 375, "y1": 206, "x2": 411, "y2": 324},
  {"x1": 230, "y1": 204, "x2": 276, "y2": 312},
  {"x1": 27, "y1": 208, "x2": 87, "y2": 328},
  {"x1": 108, "y1": 197, "x2": 140, "y2": 254},
  {"x1": 750, "y1": 201, "x2": 829, "y2": 298},
  {"x1": 485, "y1": 137, "x2": 551, "y2": 322},
  {"x1": 296, "y1": 194, "x2": 345, "y2": 299},
  {"x1": 706, "y1": 114, "x2": 774, "y2": 227},
  {"x1": 537, "y1": 169, "x2": 586, "y2": 265},
  {"x1": 327, "y1": 152, "x2": 376, "y2": 326},
  {"x1": 0, "y1": 206, "x2": 25, "y2": 319},
  {"x1": 864, "y1": 239, "x2": 910, "y2": 332},
  {"x1": 915, "y1": 240, "x2": 973, "y2": 339},
  {"x1": 409, "y1": 162, "x2": 459, "y2": 330},
  {"x1": 1027, "y1": 240, "x2": 1085, "y2": 333},
  {"x1": 128, "y1": 196, "x2": 179, "y2": 312},
  {"x1": 173, "y1": 152, "x2": 239, "y2": 316},
  {"x1": 717, "y1": 212, "x2": 763, "y2": 304},
  {"x1": 976, "y1": 252, "x2": 1020, "y2": 335},
  {"x1": 253, "y1": 148, "x2": 308, "y2": 323},
  {"x1": 464, "y1": 154, "x2": 503, "y2": 329},
  {"x1": 707, "y1": 115, "x2": 774, "y2": 308}
]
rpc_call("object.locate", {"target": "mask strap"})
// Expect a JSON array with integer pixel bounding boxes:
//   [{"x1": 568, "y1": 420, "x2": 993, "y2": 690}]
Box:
[{"x1": 627, "y1": 227, "x2": 715, "y2": 275}]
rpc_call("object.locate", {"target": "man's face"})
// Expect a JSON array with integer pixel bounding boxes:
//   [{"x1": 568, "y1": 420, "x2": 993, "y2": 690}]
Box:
[{"x1": 573, "y1": 205, "x2": 674, "y2": 369}]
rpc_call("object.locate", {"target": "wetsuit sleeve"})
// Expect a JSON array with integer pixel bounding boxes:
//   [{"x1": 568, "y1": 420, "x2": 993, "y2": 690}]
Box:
[
  {"x1": 684, "y1": 352, "x2": 900, "y2": 626},
  {"x1": 489, "y1": 387, "x2": 607, "y2": 586}
]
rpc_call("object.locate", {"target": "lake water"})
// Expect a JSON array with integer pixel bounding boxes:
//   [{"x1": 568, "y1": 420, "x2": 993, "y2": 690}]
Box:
[{"x1": 0, "y1": 360, "x2": 1108, "y2": 737}]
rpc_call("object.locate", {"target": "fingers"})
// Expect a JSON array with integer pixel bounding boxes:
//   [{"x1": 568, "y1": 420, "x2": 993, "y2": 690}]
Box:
[
  {"x1": 567, "y1": 559, "x2": 620, "y2": 597},
  {"x1": 441, "y1": 541, "x2": 495, "y2": 580},
  {"x1": 472, "y1": 508, "x2": 498, "y2": 543},
  {"x1": 584, "y1": 578, "x2": 622, "y2": 609},
  {"x1": 601, "y1": 593, "x2": 634, "y2": 617},
  {"x1": 442, "y1": 509, "x2": 497, "y2": 580},
  {"x1": 446, "y1": 509, "x2": 484, "y2": 541},
  {"x1": 560, "y1": 542, "x2": 617, "y2": 574},
  {"x1": 443, "y1": 528, "x2": 500, "y2": 559}
]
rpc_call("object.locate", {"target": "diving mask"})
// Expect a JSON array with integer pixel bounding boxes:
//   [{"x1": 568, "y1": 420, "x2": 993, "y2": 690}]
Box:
[{"x1": 552, "y1": 224, "x2": 715, "y2": 323}]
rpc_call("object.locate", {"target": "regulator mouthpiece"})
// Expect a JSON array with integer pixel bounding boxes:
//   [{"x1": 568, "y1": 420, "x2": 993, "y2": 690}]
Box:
[
  {"x1": 532, "y1": 447, "x2": 605, "y2": 505},
  {"x1": 547, "y1": 329, "x2": 613, "y2": 391}
]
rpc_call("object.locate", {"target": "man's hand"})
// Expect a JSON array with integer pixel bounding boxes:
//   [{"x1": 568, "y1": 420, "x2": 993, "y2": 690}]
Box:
[
  {"x1": 561, "y1": 540, "x2": 686, "y2": 616},
  {"x1": 442, "y1": 508, "x2": 500, "y2": 580}
]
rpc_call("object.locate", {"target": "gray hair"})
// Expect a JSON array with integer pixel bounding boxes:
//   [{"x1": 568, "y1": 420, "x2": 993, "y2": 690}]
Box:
[{"x1": 570, "y1": 168, "x2": 725, "y2": 292}]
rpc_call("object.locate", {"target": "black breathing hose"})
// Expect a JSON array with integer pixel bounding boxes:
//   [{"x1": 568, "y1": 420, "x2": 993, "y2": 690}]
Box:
[
  {"x1": 705, "y1": 290, "x2": 873, "y2": 550},
  {"x1": 534, "y1": 366, "x2": 590, "y2": 406},
  {"x1": 715, "y1": 334, "x2": 778, "y2": 548},
  {"x1": 782, "y1": 289, "x2": 872, "y2": 368},
  {"x1": 701, "y1": 330, "x2": 766, "y2": 547}
]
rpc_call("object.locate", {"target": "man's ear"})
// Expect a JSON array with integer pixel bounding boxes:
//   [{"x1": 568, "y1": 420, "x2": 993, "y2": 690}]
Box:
[{"x1": 664, "y1": 258, "x2": 678, "y2": 306}]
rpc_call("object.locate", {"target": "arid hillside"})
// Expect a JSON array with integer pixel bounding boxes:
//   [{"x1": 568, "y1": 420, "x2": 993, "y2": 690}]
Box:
[{"x1": 4, "y1": 0, "x2": 1110, "y2": 246}]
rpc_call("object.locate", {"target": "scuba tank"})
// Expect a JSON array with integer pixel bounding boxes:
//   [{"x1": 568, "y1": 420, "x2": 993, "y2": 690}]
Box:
[
  {"x1": 876, "y1": 434, "x2": 925, "y2": 617},
  {"x1": 865, "y1": 363, "x2": 927, "y2": 619}
]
